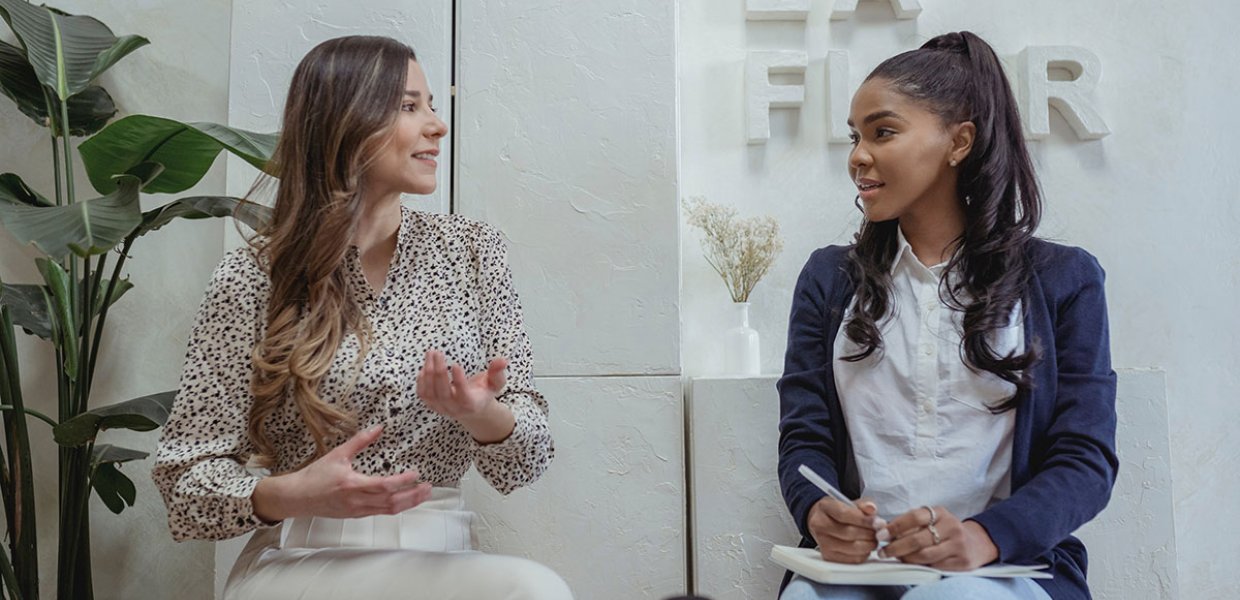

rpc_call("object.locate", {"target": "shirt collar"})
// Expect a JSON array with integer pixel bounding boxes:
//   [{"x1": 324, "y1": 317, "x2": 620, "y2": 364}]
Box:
[
  {"x1": 890, "y1": 226, "x2": 916, "y2": 275},
  {"x1": 891, "y1": 226, "x2": 948, "y2": 279}
]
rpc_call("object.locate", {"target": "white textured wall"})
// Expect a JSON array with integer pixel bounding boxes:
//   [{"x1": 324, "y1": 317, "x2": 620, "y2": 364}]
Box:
[
  {"x1": 688, "y1": 377, "x2": 797, "y2": 600},
  {"x1": 456, "y1": 0, "x2": 681, "y2": 377},
  {"x1": 0, "y1": 1, "x2": 232, "y2": 598},
  {"x1": 462, "y1": 376, "x2": 686, "y2": 600},
  {"x1": 679, "y1": 0, "x2": 1240, "y2": 595},
  {"x1": 1074, "y1": 370, "x2": 1177, "y2": 599},
  {"x1": 455, "y1": 2, "x2": 685, "y2": 596}
]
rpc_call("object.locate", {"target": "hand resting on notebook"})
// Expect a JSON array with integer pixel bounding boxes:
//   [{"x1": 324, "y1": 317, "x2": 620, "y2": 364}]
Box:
[{"x1": 878, "y1": 505, "x2": 999, "y2": 571}]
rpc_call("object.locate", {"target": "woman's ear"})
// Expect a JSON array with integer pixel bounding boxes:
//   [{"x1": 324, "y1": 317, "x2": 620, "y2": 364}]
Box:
[{"x1": 949, "y1": 121, "x2": 976, "y2": 166}]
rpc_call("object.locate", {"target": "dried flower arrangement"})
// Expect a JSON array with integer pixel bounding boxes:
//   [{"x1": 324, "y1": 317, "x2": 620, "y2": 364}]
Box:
[{"x1": 684, "y1": 197, "x2": 784, "y2": 303}]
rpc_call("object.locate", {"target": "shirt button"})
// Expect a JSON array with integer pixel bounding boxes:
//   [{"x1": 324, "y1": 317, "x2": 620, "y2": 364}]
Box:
[
  {"x1": 921, "y1": 344, "x2": 934, "y2": 356},
  {"x1": 385, "y1": 348, "x2": 395, "y2": 358}
]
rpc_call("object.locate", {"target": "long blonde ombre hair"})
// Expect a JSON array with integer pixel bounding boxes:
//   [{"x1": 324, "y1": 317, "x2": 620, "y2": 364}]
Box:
[{"x1": 246, "y1": 36, "x2": 417, "y2": 468}]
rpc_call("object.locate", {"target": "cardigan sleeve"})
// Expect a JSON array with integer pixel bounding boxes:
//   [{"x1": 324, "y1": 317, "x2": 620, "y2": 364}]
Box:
[
  {"x1": 467, "y1": 223, "x2": 554, "y2": 494},
  {"x1": 777, "y1": 247, "x2": 848, "y2": 542},
  {"x1": 969, "y1": 248, "x2": 1119, "y2": 562}
]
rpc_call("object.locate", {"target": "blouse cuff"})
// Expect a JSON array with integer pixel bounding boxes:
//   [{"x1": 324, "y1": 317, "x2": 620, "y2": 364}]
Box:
[{"x1": 472, "y1": 405, "x2": 538, "y2": 460}]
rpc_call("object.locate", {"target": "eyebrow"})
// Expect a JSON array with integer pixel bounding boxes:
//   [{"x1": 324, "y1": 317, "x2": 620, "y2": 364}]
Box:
[
  {"x1": 403, "y1": 90, "x2": 434, "y2": 102},
  {"x1": 846, "y1": 110, "x2": 907, "y2": 128}
]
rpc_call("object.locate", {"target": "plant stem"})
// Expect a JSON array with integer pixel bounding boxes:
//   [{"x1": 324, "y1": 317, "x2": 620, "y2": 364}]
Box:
[
  {"x1": 58, "y1": 445, "x2": 93, "y2": 600},
  {"x1": 46, "y1": 87, "x2": 62, "y2": 209},
  {"x1": 76, "y1": 254, "x2": 99, "y2": 415},
  {"x1": 86, "y1": 242, "x2": 128, "y2": 401},
  {"x1": 0, "y1": 544, "x2": 21, "y2": 600},
  {"x1": 57, "y1": 96, "x2": 82, "y2": 415},
  {"x1": 0, "y1": 309, "x2": 38, "y2": 599},
  {"x1": 59, "y1": 96, "x2": 75, "y2": 210},
  {"x1": 0, "y1": 407, "x2": 58, "y2": 429}
]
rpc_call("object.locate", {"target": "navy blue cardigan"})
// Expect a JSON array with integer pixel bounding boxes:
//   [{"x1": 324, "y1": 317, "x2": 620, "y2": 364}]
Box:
[{"x1": 777, "y1": 240, "x2": 1118, "y2": 600}]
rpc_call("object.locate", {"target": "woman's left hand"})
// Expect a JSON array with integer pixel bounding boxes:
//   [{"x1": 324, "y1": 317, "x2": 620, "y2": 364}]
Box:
[
  {"x1": 417, "y1": 350, "x2": 515, "y2": 443},
  {"x1": 876, "y1": 505, "x2": 999, "y2": 571}
]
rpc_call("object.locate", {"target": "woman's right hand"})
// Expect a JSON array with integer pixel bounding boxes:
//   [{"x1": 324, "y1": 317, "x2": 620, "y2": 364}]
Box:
[
  {"x1": 251, "y1": 425, "x2": 432, "y2": 522},
  {"x1": 807, "y1": 496, "x2": 885, "y2": 564}
]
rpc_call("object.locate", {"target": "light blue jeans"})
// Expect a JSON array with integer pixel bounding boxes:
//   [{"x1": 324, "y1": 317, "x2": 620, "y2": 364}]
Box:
[{"x1": 780, "y1": 574, "x2": 1052, "y2": 600}]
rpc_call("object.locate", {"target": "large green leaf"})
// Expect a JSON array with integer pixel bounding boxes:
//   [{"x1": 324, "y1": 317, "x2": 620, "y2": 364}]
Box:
[
  {"x1": 90, "y1": 276, "x2": 131, "y2": 316},
  {"x1": 90, "y1": 441, "x2": 150, "y2": 514},
  {"x1": 91, "y1": 443, "x2": 148, "y2": 465},
  {"x1": 61, "y1": 85, "x2": 116, "y2": 136},
  {"x1": 53, "y1": 390, "x2": 175, "y2": 447},
  {"x1": 0, "y1": 282, "x2": 51, "y2": 339},
  {"x1": 0, "y1": 0, "x2": 144, "y2": 101},
  {"x1": 0, "y1": 174, "x2": 142, "y2": 258},
  {"x1": 0, "y1": 171, "x2": 51, "y2": 207},
  {"x1": 137, "y1": 195, "x2": 272, "y2": 239},
  {"x1": 79, "y1": 115, "x2": 277, "y2": 195},
  {"x1": 0, "y1": 38, "x2": 47, "y2": 123},
  {"x1": 35, "y1": 256, "x2": 77, "y2": 379},
  {"x1": 0, "y1": 275, "x2": 129, "y2": 341},
  {"x1": 0, "y1": 40, "x2": 120, "y2": 136}
]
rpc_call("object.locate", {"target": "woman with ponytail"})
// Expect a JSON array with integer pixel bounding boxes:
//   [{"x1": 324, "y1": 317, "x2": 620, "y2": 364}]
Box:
[
  {"x1": 152, "y1": 36, "x2": 571, "y2": 600},
  {"x1": 777, "y1": 31, "x2": 1117, "y2": 600}
]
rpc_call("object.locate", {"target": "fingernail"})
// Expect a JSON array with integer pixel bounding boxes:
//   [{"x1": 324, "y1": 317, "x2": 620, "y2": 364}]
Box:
[
  {"x1": 877, "y1": 548, "x2": 887, "y2": 559},
  {"x1": 876, "y1": 528, "x2": 890, "y2": 543},
  {"x1": 872, "y1": 517, "x2": 887, "y2": 530}
]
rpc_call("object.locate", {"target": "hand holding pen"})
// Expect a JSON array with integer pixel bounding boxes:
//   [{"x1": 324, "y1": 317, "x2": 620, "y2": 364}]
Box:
[{"x1": 798, "y1": 464, "x2": 888, "y2": 564}]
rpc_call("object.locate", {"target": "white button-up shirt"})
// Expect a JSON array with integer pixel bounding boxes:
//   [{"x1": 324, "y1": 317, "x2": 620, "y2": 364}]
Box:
[{"x1": 832, "y1": 228, "x2": 1022, "y2": 520}]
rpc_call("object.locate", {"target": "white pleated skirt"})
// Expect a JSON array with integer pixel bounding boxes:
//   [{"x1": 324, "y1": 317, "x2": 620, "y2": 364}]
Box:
[{"x1": 224, "y1": 488, "x2": 572, "y2": 600}]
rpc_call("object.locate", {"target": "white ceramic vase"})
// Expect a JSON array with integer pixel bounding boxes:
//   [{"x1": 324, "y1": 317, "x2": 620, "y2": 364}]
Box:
[{"x1": 723, "y1": 302, "x2": 761, "y2": 376}]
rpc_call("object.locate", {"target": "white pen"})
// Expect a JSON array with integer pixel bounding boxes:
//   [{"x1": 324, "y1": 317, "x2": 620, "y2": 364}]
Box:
[
  {"x1": 798, "y1": 463, "x2": 889, "y2": 542},
  {"x1": 798, "y1": 464, "x2": 856, "y2": 508}
]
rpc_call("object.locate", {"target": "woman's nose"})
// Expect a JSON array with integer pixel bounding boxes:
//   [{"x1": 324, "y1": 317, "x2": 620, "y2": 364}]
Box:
[
  {"x1": 848, "y1": 145, "x2": 872, "y2": 173},
  {"x1": 429, "y1": 114, "x2": 448, "y2": 138}
]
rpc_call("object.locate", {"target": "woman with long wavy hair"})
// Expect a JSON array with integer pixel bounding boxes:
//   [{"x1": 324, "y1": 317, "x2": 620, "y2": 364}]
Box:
[
  {"x1": 777, "y1": 32, "x2": 1117, "y2": 600},
  {"x1": 153, "y1": 35, "x2": 572, "y2": 600}
]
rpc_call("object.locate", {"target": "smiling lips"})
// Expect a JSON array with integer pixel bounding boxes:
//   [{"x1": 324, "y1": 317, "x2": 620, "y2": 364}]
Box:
[
  {"x1": 856, "y1": 177, "x2": 884, "y2": 199},
  {"x1": 413, "y1": 149, "x2": 438, "y2": 167}
]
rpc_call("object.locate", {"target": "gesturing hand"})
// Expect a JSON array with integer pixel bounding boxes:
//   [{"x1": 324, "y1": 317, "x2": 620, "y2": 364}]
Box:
[
  {"x1": 416, "y1": 350, "x2": 507, "y2": 421},
  {"x1": 252, "y1": 425, "x2": 432, "y2": 522},
  {"x1": 877, "y1": 505, "x2": 999, "y2": 571},
  {"x1": 807, "y1": 496, "x2": 887, "y2": 564}
]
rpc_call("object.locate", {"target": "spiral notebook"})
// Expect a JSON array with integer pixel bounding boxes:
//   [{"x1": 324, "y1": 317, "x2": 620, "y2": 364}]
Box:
[{"x1": 770, "y1": 545, "x2": 1051, "y2": 586}]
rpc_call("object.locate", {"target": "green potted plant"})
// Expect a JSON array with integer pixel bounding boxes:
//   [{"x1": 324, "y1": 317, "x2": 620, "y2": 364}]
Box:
[{"x1": 0, "y1": 2, "x2": 275, "y2": 597}]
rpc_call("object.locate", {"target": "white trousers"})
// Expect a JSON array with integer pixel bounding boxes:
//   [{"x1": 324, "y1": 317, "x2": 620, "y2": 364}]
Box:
[{"x1": 224, "y1": 488, "x2": 573, "y2": 600}]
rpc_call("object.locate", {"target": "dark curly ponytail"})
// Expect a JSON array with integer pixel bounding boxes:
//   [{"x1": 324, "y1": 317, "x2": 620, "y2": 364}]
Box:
[{"x1": 842, "y1": 31, "x2": 1041, "y2": 411}]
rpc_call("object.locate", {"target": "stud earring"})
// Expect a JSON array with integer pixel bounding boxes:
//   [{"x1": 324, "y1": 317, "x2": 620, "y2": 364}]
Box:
[{"x1": 949, "y1": 159, "x2": 958, "y2": 167}]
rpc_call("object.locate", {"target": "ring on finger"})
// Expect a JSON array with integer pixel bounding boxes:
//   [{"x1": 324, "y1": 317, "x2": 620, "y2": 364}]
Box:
[
  {"x1": 922, "y1": 505, "x2": 938, "y2": 525},
  {"x1": 927, "y1": 522, "x2": 941, "y2": 545}
]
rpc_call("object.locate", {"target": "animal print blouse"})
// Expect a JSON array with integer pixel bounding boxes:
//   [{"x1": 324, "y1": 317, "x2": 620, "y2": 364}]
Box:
[{"x1": 152, "y1": 207, "x2": 553, "y2": 541}]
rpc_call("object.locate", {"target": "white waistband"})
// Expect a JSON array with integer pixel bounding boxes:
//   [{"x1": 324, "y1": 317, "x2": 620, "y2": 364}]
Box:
[{"x1": 280, "y1": 487, "x2": 475, "y2": 552}]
